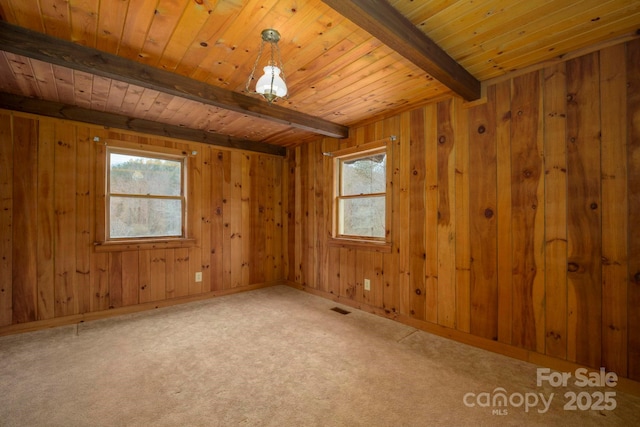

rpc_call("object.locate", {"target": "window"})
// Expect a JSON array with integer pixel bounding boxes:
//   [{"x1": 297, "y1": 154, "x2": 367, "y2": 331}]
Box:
[
  {"x1": 106, "y1": 146, "x2": 186, "y2": 241},
  {"x1": 332, "y1": 142, "x2": 389, "y2": 244}
]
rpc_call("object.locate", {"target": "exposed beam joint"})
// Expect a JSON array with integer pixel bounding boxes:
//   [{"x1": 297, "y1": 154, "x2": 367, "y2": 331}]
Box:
[
  {"x1": 0, "y1": 92, "x2": 287, "y2": 156},
  {"x1": 322, "y1": 0, "x2": 481, "y2": 101},
  {"x1": 0, "y1": 21, "x2": 349, "y2": 139}
]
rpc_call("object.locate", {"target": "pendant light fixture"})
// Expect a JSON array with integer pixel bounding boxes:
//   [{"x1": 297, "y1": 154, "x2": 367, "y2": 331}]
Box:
[{"x1": 245, "y1": 29, "x2": 288, "y2": 104}]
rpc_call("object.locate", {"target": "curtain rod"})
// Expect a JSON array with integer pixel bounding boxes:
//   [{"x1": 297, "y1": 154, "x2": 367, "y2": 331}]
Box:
[{"x1": 322, "y1": 135, "x2": 397, "y2": 157}]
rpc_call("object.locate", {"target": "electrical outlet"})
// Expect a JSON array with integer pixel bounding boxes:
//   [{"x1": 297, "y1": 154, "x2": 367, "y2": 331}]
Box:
[
  {"x1": 364, "y1": 278, "x2": 371, "y2": 291},
  {"x1": 195, "y1": 272, "x2": 202, "y2": 282}
]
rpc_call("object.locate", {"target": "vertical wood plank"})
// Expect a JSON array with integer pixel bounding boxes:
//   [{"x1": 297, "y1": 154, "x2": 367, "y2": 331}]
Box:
[
  {"x1": 165, "y1": 249, "x2": 177, "y2": 299},
  {"x1": 327, "y1": 247, "x2": 341, "y2": 296},
  {"x1": 90, "y1": 130, "x2": 109, "y2": 312},
  {"x1": 36, "y1": 119, "x2": 55, "y2": 320},
  {"x1": 566, "y1": 52, "x2": 602, "y2": 368},
  {"x1": 278, "y1": 152, "x2": 289, "y2": 282},
  {"x1": 297, "y1": 145, "x2": 307, "y2": 286},
  {"x1": 265, "y1": 156, "x2": 277, "y2": 282},
  {"x1": 121, "y1": 250, "x2": 139, "y2": 306},
  {"x1": 0, "y1": 113, "x2": 13, "y2": 326},
  {"x1": 383, "y1": 117, "x2": 401, "y2": 315},
  {"x1": 174, "y1": 247, "x2": 190, "y2": 298},
  {"x1": 495, "y1": 80, "x2": 513, "y2": 345},
  {"x1": 424, "y1": 104, "x2": 438, "y2": 324},
  {"x1": 75, "y1": 126, "x2": 92, "y2": 314},
  {"x1": 282, "y1": 151, "x2": 291, "y2": 282},
  {"x1": 221, "y1": 150, "x2": 232, "y2": 289},
  {"x1": 249, "y1": 154, "x2": 266, "y2": 284},
  {"x1": 355, "y1": 251, "x2": 367, "y2": 303},
  {"x1": 109, "y1": 252, "x2": 123, "y2": 309},
  {"x1": 241, "y1": 153, "x2": 251, "y2": 286},
  {"x1": 455, "y1": 102, "x2": 471, "y2": 333},
  {"x1": 200, "y1": 147, "x2": 213, "y2": 290},
  {"x1": 210, "y1": 150, "x2": 225, "y2": 291},
  {"x1": 627, "y1": 38, "x2": 640, "y2": 381},
  {"x1": 599, "y1": 43, "x2": 628, "y2": 376},
  {"x1": 370, "y1": 252, "x2": 384, "y2": 308},
  {"x1": 344, "y1": 248, "x2": 356, "y2": 299},
  {"x1": 312, "y1": 142, "x2": 324, "y2": 292},
  {"x1": 305, "y1": 144, "x2": 316, "y2": 289},
  {"x1": 292, "y1": 147, "x2": 301, "y2": 284},
  {"x1": 139, "y1": 251, "x2": 151, "y2": 303},
  {"x1": 54, "y1": 122, "x2": 78, "y2": 317},
  {"x1": 437, "y1": 98, "x2": 456, "y2": 328},
  {"x1": 86, "y1": 127, "x2": 107, "y2": 313},
  {"x1": 12, "y1": 116, "x2": 38, "y2": 324},
  {"x1": 398, "y1": 111, "x2": 411, "y2": 316},
  {"x1": 468, "y1": 87, "x2": 498, "y2": 340},
  {"x1": 189, "y1": 149, "x2": 203, "y2": 294},
  {"x1": 409, "y1": 108, "x2": 426, "y2": 320},
  {"x1": 228, "y1": 151, "x2": 243, "y2": 288},
  {"x1": 149, "y1": 249, "x2": 167, "y2": 302},
  {"x1": 543, "y1": 62, "x2": 569, "y2": 359},
  {"x1": 323, "y1": 138, "x2": 340, "y2": 294},
  {"x1": 511, "y1": 71, "x2": 545, "y2": 352}
]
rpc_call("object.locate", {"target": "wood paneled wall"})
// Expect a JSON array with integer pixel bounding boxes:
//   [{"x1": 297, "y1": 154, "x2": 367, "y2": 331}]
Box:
[
  {"x1": 0, "y1": 112, "x2": 285, "y2": 332},
  {"x1": 287, "y1": 39, "x2": 640, "y2": 381}
]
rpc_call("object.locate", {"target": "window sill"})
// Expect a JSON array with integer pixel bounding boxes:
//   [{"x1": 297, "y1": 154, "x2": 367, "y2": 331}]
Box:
[
  {"x1": 327, "y1": 238, "x2": 392, "y2": 253},
  {"x1": 93, "y1": 238, "x2": 196, "y2": 252}
]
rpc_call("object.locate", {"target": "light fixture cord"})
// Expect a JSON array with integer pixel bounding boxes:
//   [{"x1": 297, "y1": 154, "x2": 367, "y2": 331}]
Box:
[
  {"x1": 275, "y1": 38, "x2": 286, "y2": 84},
  {"x1": 268, "y1": 41, "x2": 277, "y2": 96},
  {"x1": 246, "y1": 38, "x2": 266, "y2": 93}
]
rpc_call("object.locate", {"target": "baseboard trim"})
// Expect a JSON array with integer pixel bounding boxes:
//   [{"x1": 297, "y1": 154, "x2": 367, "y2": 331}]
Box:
[
  {"x1": 0, "y1": 281, "x2": 279, "y2": 338},
  {"x1": 285, "y1": 281, "x2": 640, "y2": 397}
]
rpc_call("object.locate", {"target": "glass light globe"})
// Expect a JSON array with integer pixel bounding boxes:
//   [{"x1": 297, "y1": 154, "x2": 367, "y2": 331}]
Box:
[{"x1": 255, "y1": 65, "x2": 287, "y2": 98}]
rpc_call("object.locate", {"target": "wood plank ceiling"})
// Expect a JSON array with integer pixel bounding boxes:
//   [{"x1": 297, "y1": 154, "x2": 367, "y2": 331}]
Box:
[{"x1": 0, "y1": 0, "x2": 639, "y2": 150}]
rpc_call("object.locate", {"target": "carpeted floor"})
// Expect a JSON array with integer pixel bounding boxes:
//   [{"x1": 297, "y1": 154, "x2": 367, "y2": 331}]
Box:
[{"x1": 0, "y1": 285, "x2": 638, "y2": 426}]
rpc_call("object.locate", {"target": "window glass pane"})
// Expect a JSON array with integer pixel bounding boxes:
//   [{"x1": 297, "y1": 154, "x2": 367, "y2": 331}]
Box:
[
  {"x1": 110, "y1": 197, "x2": 182, "y2": 238},
  {"x1": 341, "y1": 153, "x2": 386, "y2": 196},
  {"x1": 110, "y1": 153, "x2": 182, "y2": 196},
  {"x1": 339, "y1": 196, "x2": 385, "y2": 238}
]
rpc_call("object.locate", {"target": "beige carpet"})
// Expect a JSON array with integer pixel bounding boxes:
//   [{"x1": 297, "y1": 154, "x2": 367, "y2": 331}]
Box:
[{"x1": 0, "y1": 285, "x2": 638, "y2": 426}]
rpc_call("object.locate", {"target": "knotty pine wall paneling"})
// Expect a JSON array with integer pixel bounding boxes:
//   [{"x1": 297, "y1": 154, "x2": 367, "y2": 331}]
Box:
[
  {"x1": 542, "y1": 62, "x2": 568, "y2": 361},
  {"x1": 0, "y1": 113, "x2": 285, "y2": 333},
  {"x1": 468, "y1": 85, "x2": 498, "y2": 341},
  {"x1": 627, "y1": 38, "x2": 640, "y2": 381},
  {"x1": 510, "y1": 71, "x2": 545, "y2": 354},
  {"x1": 599, "y1": 43, "x2": 628, "y2": 378},
  {"x1": 0, "y1": 114, "x2": 12, "y2": 326},
  {"x1": 288, "y1": 38, "x2": 640, "y2": 382}
]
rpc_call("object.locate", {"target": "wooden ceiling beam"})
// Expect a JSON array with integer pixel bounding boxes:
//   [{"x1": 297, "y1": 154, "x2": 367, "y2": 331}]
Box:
[
  {"x1": 0, "y1": 92, "x2": 287, "y2": 156},
  {"x1": 322, "y1": 0, "x2": 481, "y2": 101},
  {"x1": 0, "y1": 21, "x2": 349, "y2": 139}
]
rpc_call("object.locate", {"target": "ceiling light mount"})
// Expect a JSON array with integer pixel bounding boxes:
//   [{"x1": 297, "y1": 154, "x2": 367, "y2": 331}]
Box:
[
  {"x1": 260, "y1": 28, "x2": 280, "y2": 44},
  {"x1": 246, "y1": 28, "x2": 288, "y2": 104}
]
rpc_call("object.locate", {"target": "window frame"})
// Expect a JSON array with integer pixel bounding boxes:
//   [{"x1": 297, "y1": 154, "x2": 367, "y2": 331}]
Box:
[
  {"x1": 330, "y1": 140, "x2": 391, "y2": 251},
  {"x1": 94, "y1": 139, "x2": 195, "y2": 252}
]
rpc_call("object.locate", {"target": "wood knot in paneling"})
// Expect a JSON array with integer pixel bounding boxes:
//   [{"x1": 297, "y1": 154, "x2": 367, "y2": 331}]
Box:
[
  {"x1": 567, "y1": 262, "x2": 580, "y2": 273},
  {"x1": 547, "y1": 330, "x2": 562, "y2": 340}
]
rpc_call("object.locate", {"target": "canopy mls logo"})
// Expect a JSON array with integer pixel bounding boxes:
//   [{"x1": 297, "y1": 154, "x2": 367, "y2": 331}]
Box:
[
  {"x1": 463, "y1": 388, "x2": 553, "y2": 415},
  {"x1": 463, "y1": 367, "x2": 618, "y2": 416}
]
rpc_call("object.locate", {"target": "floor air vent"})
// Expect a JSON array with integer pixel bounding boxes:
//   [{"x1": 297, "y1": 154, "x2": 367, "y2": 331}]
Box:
[{"x1": 330, "y1": 307, "x2": 350, "y2": 315}]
